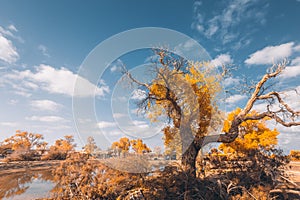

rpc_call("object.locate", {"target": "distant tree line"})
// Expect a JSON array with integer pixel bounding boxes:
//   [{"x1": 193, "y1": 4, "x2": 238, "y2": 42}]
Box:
[{"x1": 0, "y1": 130, "x2": 75, "y2": 161}]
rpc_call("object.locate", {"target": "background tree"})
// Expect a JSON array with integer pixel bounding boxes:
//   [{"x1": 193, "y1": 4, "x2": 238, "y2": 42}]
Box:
[
  {"x1": 130, "y1": 139, "x2": 151, "y2": 154},
  {"x1": 153, "y1": 146, "x2": 162, "y2": 157},
  {"x1": 290, "y1": 150, "x2": 300, "y2": 161},
  {"x1": 42, "y1": 135, "x2": 76, "y2": 160},
  {"x1": 51, "y1": 152, "x2": 141, "y2": 199},
  {"x1": 2, "y1": 130, "x2": 45, "y2": 161},
  {"x1": 83, "y1": 136, "x2": 98, "y2": 155},
  {"x1": 3, "y1": 130, "x2": 44, "y2": 151},
  {"x1": 111, "y1": 137, "x2": 131, "y2": 157}
]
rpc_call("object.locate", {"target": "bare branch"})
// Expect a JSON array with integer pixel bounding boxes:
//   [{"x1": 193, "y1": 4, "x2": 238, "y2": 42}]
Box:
[
  {"x1": 216, "y1": 59, "x2": 300, "y2": 144},
  {"x1": 121, "y1": 64, "x2": 150, "y2": 89}
]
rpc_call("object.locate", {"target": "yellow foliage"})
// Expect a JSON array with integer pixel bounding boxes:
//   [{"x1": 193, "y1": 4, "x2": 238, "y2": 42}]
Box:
[
  {"x1": 146, "y1": 61, "x2": 221, "y2": 156},
  {"x1": 290, "y1": 150, "x2": 300, "y2": 161},
  {"x1": 4, "y1": 130, "x2": 44, "y2": 151},
  {"x1": 220, "y1": 108, "x2": 279, "y2": 155},
  {"x1": 130, "y1": 139, "x2": 151, "y2": 154},
  {"x1": 111, "y1": 137, "x2": 130, "y2": 153}
]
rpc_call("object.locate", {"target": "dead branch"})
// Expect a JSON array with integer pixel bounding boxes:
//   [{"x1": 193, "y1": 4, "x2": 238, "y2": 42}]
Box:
[{"x1": 218, "y1": 59, "x2": 300, "y2": 143}]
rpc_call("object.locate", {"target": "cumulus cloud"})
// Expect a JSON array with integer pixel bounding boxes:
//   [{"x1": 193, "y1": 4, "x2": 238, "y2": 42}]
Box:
[
  {"x1": 30, "y1": 100, "x2": 62, "y2": 112},
  {"x1": 223, "y1": 77, "x2": 240, "y2": 87},
  {"x1": 276, "y1": 56, "x2": 300, "y2": 79},
  {"x1": 291, "y1": 56, "x2": 300, "y2": 65},
  {"x1": 0, "y1": 34, "x2": 19, "y2": 64},
  {"x1": 131, "y1": 89, "x2": 146, "y2": 100},
  {"x1": 225, "y1": 94, "x2": 247, "y2": 104},
  {"x1": 211, "y1": 54, "x2": 233, "y2": 67},
  {"x1": 0, "y1": 25, "x2": 20, "y2": 63},
  {"x1": 1, "y1": 64, "x2": 109, "y2": 97},
  {"x1": 279, "y1": 66, "x2": 300, "y2": 79},
  {"x1": 26, "y1": 115, "x2": 66, "y2": 122},
  {"x1": 245, "y1": 42, "x2": 295, "y2": 65},
  {"x1": 253, "y1": 86, "x2": 300, "y2": 113},
  {"x1": 97, "y1": 121, "x2": 117, "y2": 129}
]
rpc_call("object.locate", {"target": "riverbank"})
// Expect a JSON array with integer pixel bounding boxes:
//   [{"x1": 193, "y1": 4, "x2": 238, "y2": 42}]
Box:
[{"x1": 0, "y1": 160, "x2": 61, "y2": 175}]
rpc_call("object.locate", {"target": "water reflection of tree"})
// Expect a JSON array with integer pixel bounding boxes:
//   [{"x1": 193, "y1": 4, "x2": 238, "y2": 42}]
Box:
[{"x1": 0, "y1": 169, "x2": 53, "y2": 199}]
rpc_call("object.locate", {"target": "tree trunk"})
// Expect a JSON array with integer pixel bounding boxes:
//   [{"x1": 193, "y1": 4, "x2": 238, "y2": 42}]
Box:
[
  {"x1": 181, "y1": 141, "x2": 200, "y2": 177},
  {"x1": 181, "y1": 141, "x2": 201, "y2": 200}
]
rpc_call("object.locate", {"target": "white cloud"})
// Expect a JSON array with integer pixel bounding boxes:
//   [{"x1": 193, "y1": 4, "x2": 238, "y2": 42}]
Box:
[
  {"x1": 192, "y1": 0, "x2": 267, "y2": 45},
  {"x1": 97, "y1": 121, "x2": 117, "y2": 129},
  {"x1": 0, "y1": 25, "x2": 23, "y2": 43},
  {"x1": 8, "y1": 99, "x2": 18, "y2": 105},
  {"x1": 26, "y1": 115, "x2": 65, "y2": 122},
  {"x1": 253, "y1": 86, "x2": 300, "y2": 113},
  {"x1": 276, "y1": 56, "x2": 300, "y2": 79},
  {"x1": 110, "y1": 59, "x2": 123, "y2": 73},
  {"x1": 113, "y1": 113, "x2": 127, "y2": 119},
  {"x1": 291, "y1": 56, "x2": 300, "y2": 65},
  {"x1": 279, "y1": 66, "x2": 300, "y2": 79},
  {"x1": 38, "y1": 44, "x2": 50, "y2": 57},
  {"x1": 101, "y1": 130, "x2": 124, "y2": 137},
  {"x1": 7, "y1": 24, "x2": 18, "y2": 32},
  {"x1": 30, "y1": 100, "x2": 62, "y2": 112},
  {"x1": 211, "y1": 54, "x2": 233, "y2": 67},
  {"x1": 110, "y1": 65, "x2": 119, "y2": 72},
  {"x1": 132, "y1": 120, "x2": 149, "y2": 129},
  {"x1": 174, "y1": 39, "x2": 206, "y2": 61},
  {"x1": 223, "y1": 77, "x2": 240, "y2": 87},
  {"x1": 0, "y1": 26, "x2": 14, "y2": 37},
  {"x1": 225, "y1": 94, "x2": 247, "y2": 104},
  {"x1": 245, "y1": 42, "x2": 294, "y2": 65},
  {"x1": 131, "y1": 89, "x2": 146, "y2": 100},
  {"x1": 144, "y1": 55, "x2": 160, "y2": 63},
  {"x1": 0, "y1": 34, "x2": 19, "y2": 63},
  {"x1": 2, "y1": 64, "x2": 109, "y2": 97},
  {"x1": 0, "y1": 122, "x2": 17, "y2": 127}
]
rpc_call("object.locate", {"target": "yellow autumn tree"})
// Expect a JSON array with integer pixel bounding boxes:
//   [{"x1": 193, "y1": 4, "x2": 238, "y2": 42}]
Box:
[
  {"x1": 144, "y1": 56, "x2": 221, "y2": 175},
  {"x1": 130, "y1": 139, "x2": 151, "y2": 154},
  {"x1": 42, "y1": 135, "x2": 76, "y2": 160},
  {"x1": 290, "y1": 150, "x2": 300, "y2": 161},
  {"x1": 219, "y1": 108, "x2": 279, "y2": 157},
  {"x1": 125, "y1": 51, "x2": 300, "y2": 179},
  {"x1": 2, "y1": 130, "x2": 45, "y2": 161},
  {"x1": 111, "y1": 137, "x2": 131, "y2": 156},
  {"x1": 4, "y1": 130, "x2": 44, "y2": 151}
]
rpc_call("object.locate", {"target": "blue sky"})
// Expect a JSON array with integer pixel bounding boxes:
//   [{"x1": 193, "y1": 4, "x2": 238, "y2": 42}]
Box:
[{"x1": 0, "y1": 0, "x2": 300, "y2": 153}]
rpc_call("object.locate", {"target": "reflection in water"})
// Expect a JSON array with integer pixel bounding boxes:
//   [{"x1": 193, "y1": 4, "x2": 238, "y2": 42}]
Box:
[{"x1": 0, "y1": 169, "x2": 54, "y2": 199}]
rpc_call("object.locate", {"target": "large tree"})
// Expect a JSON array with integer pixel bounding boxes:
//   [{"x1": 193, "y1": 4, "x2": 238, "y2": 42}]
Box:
[{"x1": 124, "y1": 50, "x2": 300, "y2": 177}]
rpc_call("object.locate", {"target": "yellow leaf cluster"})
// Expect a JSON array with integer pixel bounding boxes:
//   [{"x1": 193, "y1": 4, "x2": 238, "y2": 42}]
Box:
[{"x1": 220, "y1": 108, "x2": 279, "y2": 155}]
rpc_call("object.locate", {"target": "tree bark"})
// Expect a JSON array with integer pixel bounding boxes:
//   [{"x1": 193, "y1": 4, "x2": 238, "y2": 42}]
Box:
[{"x1": 181, "y1": 142, "x2": 200, "y2": 177}]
